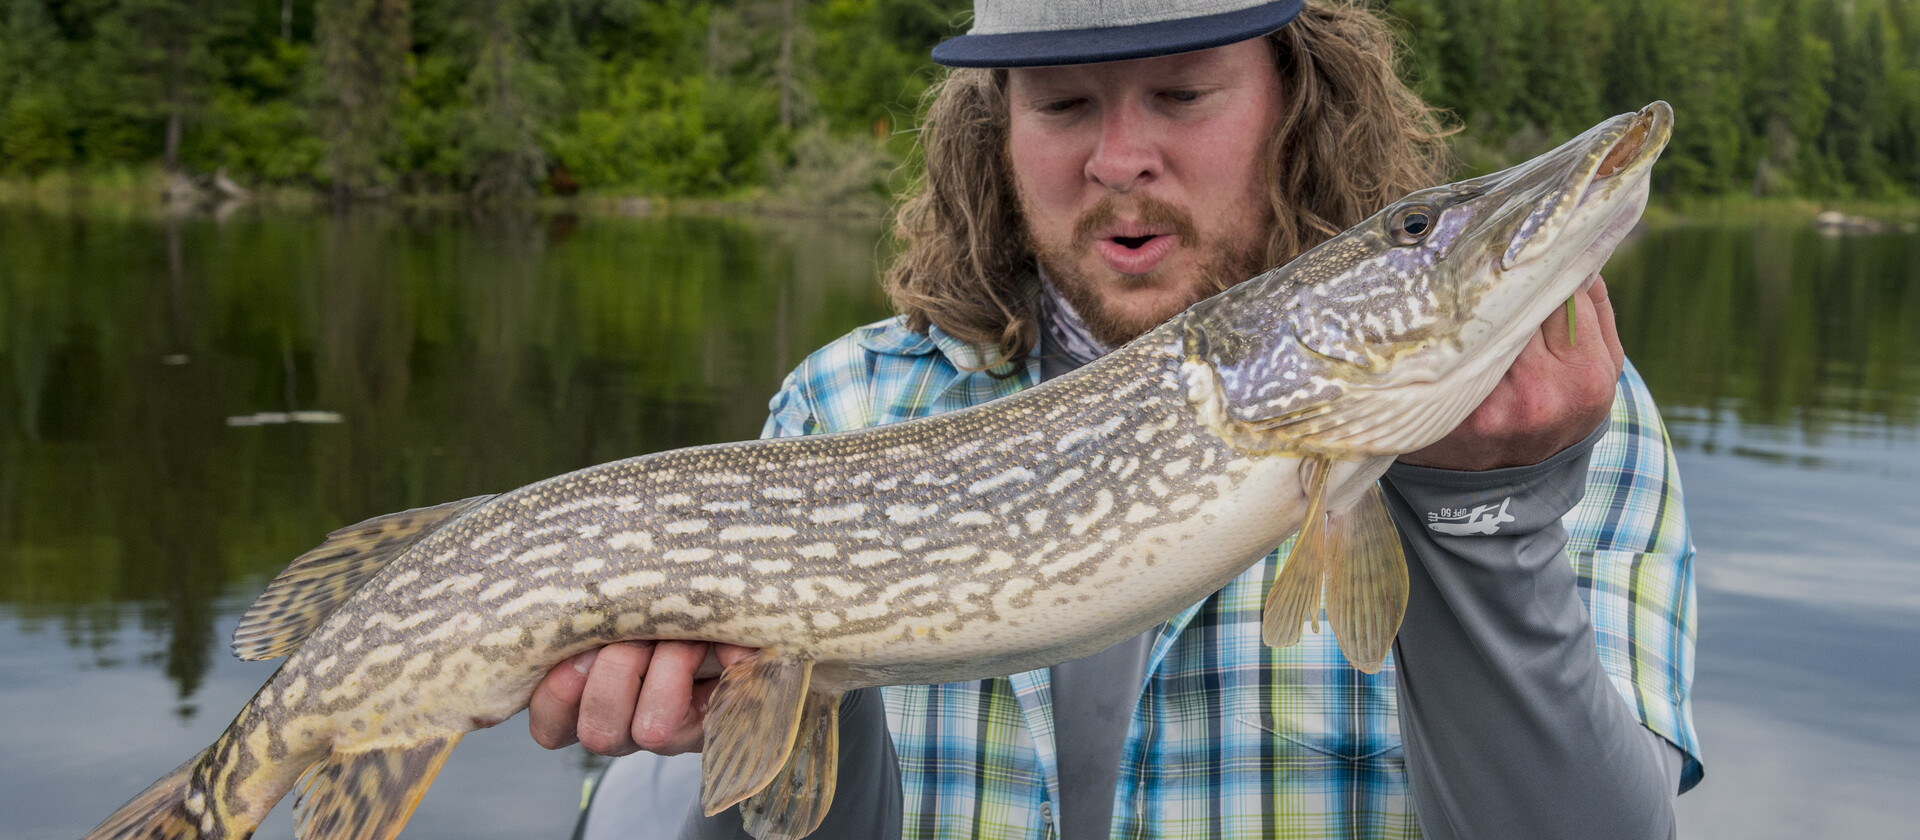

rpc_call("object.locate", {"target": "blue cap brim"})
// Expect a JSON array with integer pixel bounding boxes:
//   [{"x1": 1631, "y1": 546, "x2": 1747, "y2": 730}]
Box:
[{"x1": 931, "y1": 0, "x2": 1303, "y2": 68}]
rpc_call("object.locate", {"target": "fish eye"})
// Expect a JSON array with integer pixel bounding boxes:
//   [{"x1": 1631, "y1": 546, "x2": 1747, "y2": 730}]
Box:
[{"x1": 1392, "y1": 205, "x2": 1435, "y2": 245}]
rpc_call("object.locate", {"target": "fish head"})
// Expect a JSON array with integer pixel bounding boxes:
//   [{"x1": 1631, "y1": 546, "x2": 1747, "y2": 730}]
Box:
[{"x1": 1181, "y1": 101, "x2": 1672, "y2": 457}]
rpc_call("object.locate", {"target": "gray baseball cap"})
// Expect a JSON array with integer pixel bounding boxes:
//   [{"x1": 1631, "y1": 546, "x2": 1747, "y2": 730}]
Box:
[{"x1": 931, "y1": 0, "x2": 1304, "y2": 68}]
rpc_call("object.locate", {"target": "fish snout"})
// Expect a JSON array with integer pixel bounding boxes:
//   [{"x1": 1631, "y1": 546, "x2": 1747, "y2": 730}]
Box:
[{"x1": 1498, "y1": 101, "x2": 1672, "y2": 271}]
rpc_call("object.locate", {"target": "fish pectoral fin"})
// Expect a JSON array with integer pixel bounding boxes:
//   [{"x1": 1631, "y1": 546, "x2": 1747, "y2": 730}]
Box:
[
  {"x1": 1322, "y1": 484, "x2": 1410, "y2": 674},
  {"x1": 293, "y1": 734, "x2": 463, "y2": 840},
  {"x1": 1263, "y1": 457, "x2": 1332, "y2": 649},
  {"x1": 738, "y1": 689, "x2": 841, "y2": 840},
  {"x1": 233, "y1": 495, "x2": 494, "y2": 661},
  {"x1": 700, "y1": 653, "x2": 814, "y2": 818}
]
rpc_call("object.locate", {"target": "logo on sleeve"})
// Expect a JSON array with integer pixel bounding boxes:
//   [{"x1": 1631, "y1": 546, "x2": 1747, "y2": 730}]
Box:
[{"x1": 1426, "y1": 497, "x2": 1515, "y2": 536}]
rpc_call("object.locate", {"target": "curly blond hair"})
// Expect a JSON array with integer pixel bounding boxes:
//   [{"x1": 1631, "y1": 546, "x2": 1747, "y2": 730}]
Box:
[{"x1": 883, "y1": 1, "x2": 1451, "y2": 367}]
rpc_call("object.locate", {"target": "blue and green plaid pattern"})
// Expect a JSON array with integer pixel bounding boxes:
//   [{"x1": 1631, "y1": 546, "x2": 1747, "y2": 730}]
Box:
[{"x1": 762, "y1": 317, "x2": 1702, "y2": 840}]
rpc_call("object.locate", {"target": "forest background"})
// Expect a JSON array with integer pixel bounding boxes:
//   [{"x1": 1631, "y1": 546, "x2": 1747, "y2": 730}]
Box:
[{"x1": 1, "y1": 0, "x2": 1917, "y2": 207}]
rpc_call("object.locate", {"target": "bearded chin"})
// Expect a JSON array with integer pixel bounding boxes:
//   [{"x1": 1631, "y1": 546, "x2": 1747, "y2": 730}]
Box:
[{"x1": 1033, "y1": 240, "x2": 1269, "y2": 347}]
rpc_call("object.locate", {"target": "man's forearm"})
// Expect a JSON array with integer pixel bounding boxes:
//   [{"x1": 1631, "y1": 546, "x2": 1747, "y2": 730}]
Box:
[{"x1": 1383, "y1": 427, "x2": 1677, "y2": 840}]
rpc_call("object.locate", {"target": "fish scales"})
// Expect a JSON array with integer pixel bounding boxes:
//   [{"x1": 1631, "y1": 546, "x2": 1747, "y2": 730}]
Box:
[
  {"x1": 290, "y1": 336, "x2": 1304, "y2": 698},
  {"x1": 84, "y1": 102, "x2": 1674, "y2": 840}
]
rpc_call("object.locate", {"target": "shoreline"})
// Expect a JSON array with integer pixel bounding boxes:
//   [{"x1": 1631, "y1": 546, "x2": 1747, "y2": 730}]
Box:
[
  {"x1": 0, "y1": 166, "x2": 893, "y2": 221},
  {"x1": 1, "y1": 167, "x2": 1912, "y2": 230}
]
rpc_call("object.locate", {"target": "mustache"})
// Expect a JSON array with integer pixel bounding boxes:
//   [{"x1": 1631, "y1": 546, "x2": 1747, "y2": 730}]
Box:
[{"x1": 1072, "y1": 195, "x2": 1200, "y2": 248}]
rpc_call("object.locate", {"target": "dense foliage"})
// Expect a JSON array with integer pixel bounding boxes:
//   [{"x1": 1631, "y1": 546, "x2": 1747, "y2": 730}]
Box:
[{"x1": 1, "y1": 0, "x2": 1917, "y2": 200}]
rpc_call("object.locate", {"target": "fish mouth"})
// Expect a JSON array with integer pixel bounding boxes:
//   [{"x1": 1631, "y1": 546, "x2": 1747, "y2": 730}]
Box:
[
  {"x1": 1595, "y1": 111, "x2": 1654, "y2": 179},
  {"x1": 1564, "y1": 102, "x2": 1673, "y2": 270},
  {"x1": 1580, "y1": 101, "x2": 1671, "y2": 204},
  {"x1": 1499, "y1": 101, "x2": 1672, "y2": 272}
]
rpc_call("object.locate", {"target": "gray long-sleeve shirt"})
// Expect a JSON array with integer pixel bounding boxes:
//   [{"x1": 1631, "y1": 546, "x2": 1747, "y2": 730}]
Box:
[{"x1": 1383, "y1": 430, "x2": 1683, "y2": 839}]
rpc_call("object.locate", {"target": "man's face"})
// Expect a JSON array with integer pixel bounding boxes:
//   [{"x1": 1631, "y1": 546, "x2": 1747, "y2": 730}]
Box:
[{"x1": 1007, "y1": 38, "x2": 1282, "y2": 346}]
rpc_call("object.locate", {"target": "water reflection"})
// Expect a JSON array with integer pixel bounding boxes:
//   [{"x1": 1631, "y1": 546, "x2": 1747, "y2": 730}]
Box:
[
  {"x1": 0, "y1": 205, "x2": 891, "y2": 707},
  {"x1": 2, "y1": 208, "x2": 1916, "y2": 840},
  {"x1": 1607, "y1": 224, "x2": 1920, "y2": 432}
]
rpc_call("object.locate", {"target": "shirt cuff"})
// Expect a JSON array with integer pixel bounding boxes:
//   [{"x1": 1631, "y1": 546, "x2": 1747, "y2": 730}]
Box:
[{"x1": 1383, "y1": 422, "x2": 1607, "y2": 538}]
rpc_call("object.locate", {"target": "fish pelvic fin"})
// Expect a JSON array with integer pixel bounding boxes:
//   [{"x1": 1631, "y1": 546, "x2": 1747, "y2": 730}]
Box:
[
  {"x1": 738, "y1": 689, "x2": 842, "y2": 840},
  {"x1": 1322, "y1": 483, "x2": 1410, "y2": 673},
  {"x1": 1263, "y1": 457, "x2": 1332, "y2": 648},
  {"x1": 232, "y1": 495, "x2": 493, "y2": 660},
  {"x1": 700, "y1": 653, "x2": 814, "y2": 820},
  {"x1": 292, "y1": 734, "x2": 463, "y2": 840},
  {"x1": 81, "y1": 749, "x2": 211, "y2": 840}
]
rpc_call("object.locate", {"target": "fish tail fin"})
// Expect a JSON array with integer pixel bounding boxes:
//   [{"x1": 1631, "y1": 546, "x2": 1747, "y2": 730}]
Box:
[
  {"x1": 80, "y1": 740, "x2": 280, "y2": 840},
  {"x1": 87, "y1": 733, "x2": 464, "y2": 840},
  {"x1": 86, "y1": 698, "x2": 329, "y2": 840},
  {"x1": 81, "y1": 750, "x2": 205, "y2": 840}
]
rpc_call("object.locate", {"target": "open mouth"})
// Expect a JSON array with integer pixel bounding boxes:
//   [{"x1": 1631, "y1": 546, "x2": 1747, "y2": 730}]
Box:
[
  {"x1": 1556, "y1": 105, "x2": 1669, "y2": 280},
  {"x1": 1579, "y1": 104, "x2": 1664, "y2": 205},
  {"x1": 1095, "y1": 230, "x2": 1180, "y2": 275},
  {"x1": 1596, "y1": 112, "x2": 1652, "y2": 179},
  {"x1": 1501, "y1": 102, "x2": 1670, "y2": 273}
]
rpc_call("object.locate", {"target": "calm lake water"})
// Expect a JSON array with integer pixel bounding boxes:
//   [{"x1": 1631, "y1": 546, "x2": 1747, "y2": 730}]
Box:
[{"x1": 2, "y1": 204, "x2": 1916, "y2": 839}]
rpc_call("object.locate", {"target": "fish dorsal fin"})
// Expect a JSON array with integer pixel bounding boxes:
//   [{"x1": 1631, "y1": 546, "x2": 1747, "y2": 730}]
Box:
[
  {"x1": 1262, "y1": 457, "x2": 1333, "y2": 648},
  {"x1": 1321, "y1": 484, "x2": 1410, "y2": 673},
  {"x1": 739, "y1": 688, "x2": 842, "y2": 840},
  {"x1": 292, "y1": 734, "x2": 463, "y2": 840},
  {"x1": 701, "y1": 653, "x2": 815, "y2": 820},
  {"x1": 232, "y1": 496, "x2": 492, "y2": 661}
]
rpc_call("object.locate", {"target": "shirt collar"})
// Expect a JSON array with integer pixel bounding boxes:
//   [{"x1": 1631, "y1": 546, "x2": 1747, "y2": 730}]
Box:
[{"x1": 856, "y1": 317, "x2": 1030, "y2": 379}]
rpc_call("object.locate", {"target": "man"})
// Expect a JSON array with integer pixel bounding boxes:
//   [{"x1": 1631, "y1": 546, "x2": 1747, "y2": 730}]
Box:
[{"x1": 532, "y1": 2, "x2": 1703, "y2": 838}]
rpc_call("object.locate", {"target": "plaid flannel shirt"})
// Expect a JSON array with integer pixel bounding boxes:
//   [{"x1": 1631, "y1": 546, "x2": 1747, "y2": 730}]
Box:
[{"x1": 761, "y1": 316, "x2": 1702, "y2": 840}]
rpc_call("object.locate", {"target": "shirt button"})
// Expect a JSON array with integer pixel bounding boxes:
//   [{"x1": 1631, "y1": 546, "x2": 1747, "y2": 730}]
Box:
[{"x1": 1039, "y1": 802, "x2": 1053, "y2": 825}]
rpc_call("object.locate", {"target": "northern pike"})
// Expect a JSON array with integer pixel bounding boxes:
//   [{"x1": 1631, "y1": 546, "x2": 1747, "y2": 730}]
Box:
[{"x1": 84, "y1": 101, "x2": 1672, "y2": 840}]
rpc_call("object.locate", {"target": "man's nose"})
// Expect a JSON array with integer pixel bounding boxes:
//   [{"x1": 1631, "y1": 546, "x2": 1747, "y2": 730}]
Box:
[{"x1": 1085, "y1": 102, "x2": 1160, "y2": 193}]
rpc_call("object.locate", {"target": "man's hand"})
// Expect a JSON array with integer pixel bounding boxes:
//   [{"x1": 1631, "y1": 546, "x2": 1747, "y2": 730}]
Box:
[
  {"x1": 1399, "y1": 276, "x2": 1626, "y2": 471},
  {"x1": 529, "y1": 641, "x2": 758, "y2": 756}
]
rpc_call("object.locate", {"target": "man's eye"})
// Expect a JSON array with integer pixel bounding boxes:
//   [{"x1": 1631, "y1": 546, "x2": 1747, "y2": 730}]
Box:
[
  {"x1": 1165, "y1": 90, "x2": 1201, "y2": 103},
  {"x1": 1040, "y1": 99, "x2": 1082, "y2": 114}
]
